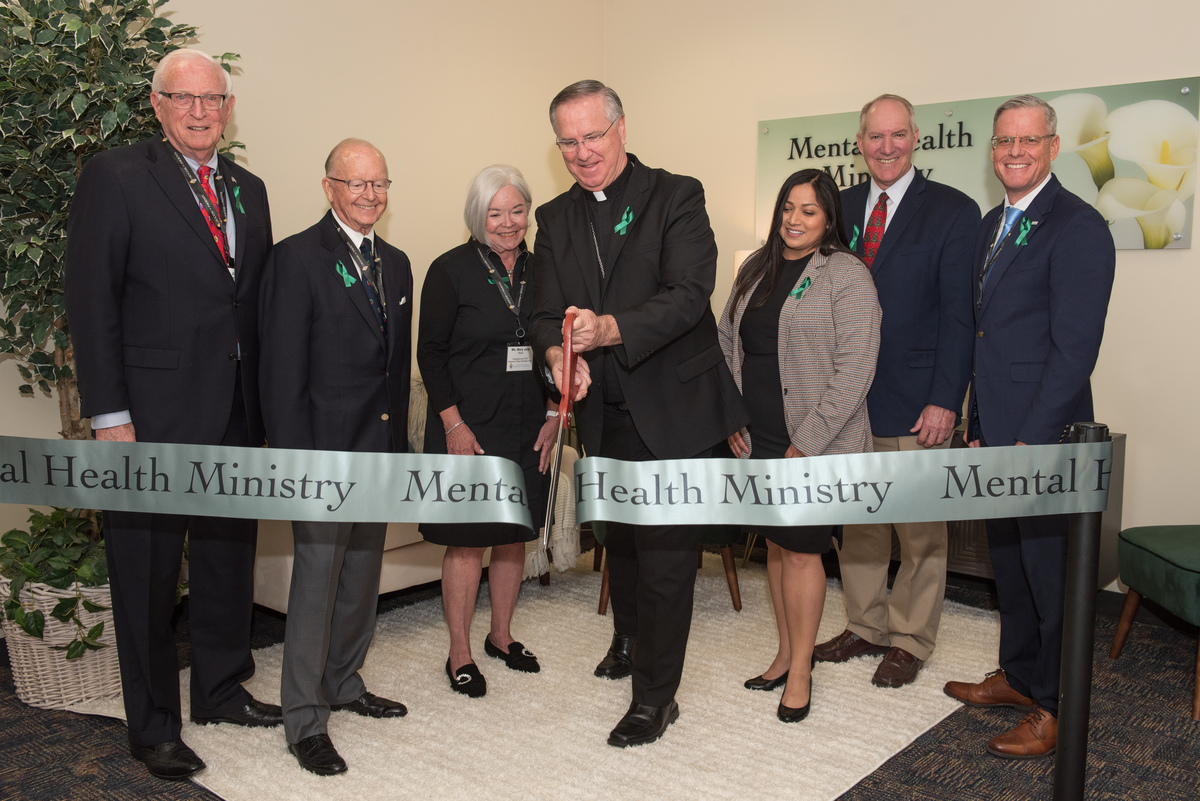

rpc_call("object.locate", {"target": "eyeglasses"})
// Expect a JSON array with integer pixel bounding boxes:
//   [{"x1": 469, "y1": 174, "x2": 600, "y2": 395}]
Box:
[
  {"x1": 159, "y1": 92, "x2": 227, "y2": 111},
  {"x1": 991, "y1": 135, "x2": 1054, "y2": 149},
  {"x1": 327, "y1": 177, "x2": 393, "y2": 195},
  {"x1": 556, "y1": 117, "x2": 619, "y2": 153}
]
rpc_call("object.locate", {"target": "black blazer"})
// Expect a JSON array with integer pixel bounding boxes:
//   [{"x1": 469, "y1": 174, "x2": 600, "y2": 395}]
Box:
[
  {"x1": 65, "y1": 135, "x2": 273, "y2": 446},
  {"x1": 530, "y1": 157, "x2": 747, "y2": 459},
  {"x1": 968, "y1": 175, "x2": 1114, "y2": 446},
  {"x1": 258, "y1": 211, "x2": 413, "y2": 453},
  {"x1": 841, "y1": 171, "x2": 979, "y2": 437}
]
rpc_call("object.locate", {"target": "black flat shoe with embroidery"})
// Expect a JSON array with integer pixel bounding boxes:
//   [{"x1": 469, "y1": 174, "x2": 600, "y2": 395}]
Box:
[{"x1": 484, "y1": 636, "x2": 541, "y2": 673}]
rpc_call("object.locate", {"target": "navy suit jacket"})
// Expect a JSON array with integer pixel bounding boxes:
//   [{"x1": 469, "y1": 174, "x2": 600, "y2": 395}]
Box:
[
  {"x1": 65, "y1": 135, "x2": 273, "y2": 446},
  {"x1": 530, "y1": 156, "x2": 747, "y2": 459},
  {"x1": 968, "y1": 175, "x2": 1114, "y2": 446},
  {"x1": 258, "y1": 211, "x2": 412, "y2": 454},
  {"x1": 841, "y1": 170, "x2": 979, "y2": 437}
]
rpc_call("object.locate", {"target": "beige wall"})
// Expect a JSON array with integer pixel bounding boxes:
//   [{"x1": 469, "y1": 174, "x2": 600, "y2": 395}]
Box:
[{"x1": 3, "y1": 0, "x2": 1198, "y2": 533}]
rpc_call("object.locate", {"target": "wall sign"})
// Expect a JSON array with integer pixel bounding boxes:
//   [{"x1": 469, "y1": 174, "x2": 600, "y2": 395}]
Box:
[{"x1": 757, "y1": 77, "x2": 1199, "y2": 250}]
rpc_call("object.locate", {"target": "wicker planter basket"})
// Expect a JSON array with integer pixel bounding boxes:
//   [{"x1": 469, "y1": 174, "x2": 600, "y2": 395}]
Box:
[{"x1": 0, "y1": 576, "x2": 121, "y2": 710}]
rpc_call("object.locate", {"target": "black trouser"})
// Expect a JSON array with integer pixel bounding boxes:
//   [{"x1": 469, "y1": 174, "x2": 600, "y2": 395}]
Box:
[
  {"x1": 106, "y1": 370, "x2": 258, "y2": 746},
  {"x1": 600, "y1": 404, "x2": 703, "y2": 707},
  {"x1": 986, "y1": 512, "x2": 1067, "y2": 715}
]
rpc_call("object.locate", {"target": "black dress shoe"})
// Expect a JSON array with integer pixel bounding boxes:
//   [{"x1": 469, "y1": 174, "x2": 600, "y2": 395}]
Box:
[
  {"x1": 484, "y1": 636, "x2": 541, "y2": 673},
  {"x1": 777, "y1": 676, "x2": 812, "y2": 723},
  {"x1": 744, "y1": 671, "x2": 788, "y2": 691},
  {"x1": 191, "y1": 695, "x2": 283, "y2": 728},
  {"x1": 288, "y1": 734, "x2": 347, "y2": 776},
  {"x1": 129, "y1": 739, "x2": 206, "y2": 780},
  {"x1": 446, "y1": 659, "x2": 487, "y2": 698},
  {"x1": 329, "y1": 691, "x2": 407, "y2": 718},
  {"x1": 594, "y1": 633, "x2": 634, "y2": 680},
  {"x1": 607, "y1": 700, "x2": 680, "y2": 747}
]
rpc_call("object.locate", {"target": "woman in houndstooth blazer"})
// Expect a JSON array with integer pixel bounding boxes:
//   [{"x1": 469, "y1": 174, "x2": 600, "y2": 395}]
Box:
[{"x1": 718, "y1": 169, "x2": 881, "y2": 723}]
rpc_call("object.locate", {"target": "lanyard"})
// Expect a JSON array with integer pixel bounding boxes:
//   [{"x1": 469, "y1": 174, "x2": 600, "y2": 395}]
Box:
[
  {"x1": 978, "y1": 213, "x2": 1011, "y2": 305},
  {"x1": 334, "y1": 224, "x2": 387, "y2": 317},
  {"x1": 168, "y1": 146, "x2": 231, "y2": 263},
  {"x1": 476, "y1": 245, "x2": 526, "y2": 339}
]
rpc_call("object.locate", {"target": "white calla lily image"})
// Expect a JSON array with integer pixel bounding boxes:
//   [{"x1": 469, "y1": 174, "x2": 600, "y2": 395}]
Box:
[
  {"x1": 1052, "y1": 93, "x2": 1114, "y2": 189},
  {"x1": 1095, "y1": 177, "x2": 1186, "y2": 249},
  {"x1": 1105, "y1": 100, "x2": 1198, "y2": 199}
]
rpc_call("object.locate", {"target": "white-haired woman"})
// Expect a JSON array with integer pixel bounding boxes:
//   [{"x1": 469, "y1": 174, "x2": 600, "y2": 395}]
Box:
[{"x1": 417, "y1": 165, "x2": 556, "y2": 698}]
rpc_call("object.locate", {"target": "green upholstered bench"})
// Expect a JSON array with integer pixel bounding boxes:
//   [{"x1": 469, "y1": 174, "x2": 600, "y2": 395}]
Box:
[{"x1": 1109, "y1": 525, "x2": 1200, "y2": 720}]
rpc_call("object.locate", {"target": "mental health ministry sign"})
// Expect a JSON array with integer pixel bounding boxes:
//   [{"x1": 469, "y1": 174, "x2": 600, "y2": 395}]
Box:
[{"x1": 757, "y1": 77, "x2": 1199, "y2": 250}]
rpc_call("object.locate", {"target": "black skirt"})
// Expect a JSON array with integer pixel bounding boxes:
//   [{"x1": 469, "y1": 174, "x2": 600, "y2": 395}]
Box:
[{"x1": 739, "y1": 254, "x2": 835, "y2": 555}]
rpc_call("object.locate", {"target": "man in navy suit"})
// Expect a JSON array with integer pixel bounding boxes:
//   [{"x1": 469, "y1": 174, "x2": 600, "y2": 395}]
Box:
[
  {"x1": 259, "y1": 139, "x2": 413, "y2": 776},
  {"x1": 816, "y1": 95, "x2": 979, "y2": 689},
  {"x1": 944, "y1": 95, "x2": 1114, "y2": 759},
  {"x1": 65, "y1": 48, "x2": 280, "y2": 781}
]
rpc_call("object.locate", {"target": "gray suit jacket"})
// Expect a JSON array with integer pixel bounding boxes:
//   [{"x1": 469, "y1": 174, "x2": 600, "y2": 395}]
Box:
[{"x1": 718, "y1": 249, "x2": 881, "y2": 457}]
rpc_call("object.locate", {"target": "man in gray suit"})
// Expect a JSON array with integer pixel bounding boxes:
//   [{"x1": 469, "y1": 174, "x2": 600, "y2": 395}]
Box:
[{"x1": 258, "y1": 139, "x2": 414, "y2": 775}]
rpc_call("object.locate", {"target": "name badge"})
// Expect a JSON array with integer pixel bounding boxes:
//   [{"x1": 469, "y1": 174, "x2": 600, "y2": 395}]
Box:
[{"x1": 507, "y1": 344, "x2": 533, "y2": 372}]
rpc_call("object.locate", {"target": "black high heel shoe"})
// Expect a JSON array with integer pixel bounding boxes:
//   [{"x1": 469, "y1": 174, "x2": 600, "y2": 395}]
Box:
[
  {"x1": 744, "y1": 671, "x2": 788, "y2": 691},
  {"x1": 777, "y1": 675, "x2": 812, "y2": 723}
]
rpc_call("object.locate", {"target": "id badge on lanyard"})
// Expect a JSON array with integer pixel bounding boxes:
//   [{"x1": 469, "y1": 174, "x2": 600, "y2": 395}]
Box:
[{"x1": 506, "y1": 343, "x2": 533, "y2": 372}]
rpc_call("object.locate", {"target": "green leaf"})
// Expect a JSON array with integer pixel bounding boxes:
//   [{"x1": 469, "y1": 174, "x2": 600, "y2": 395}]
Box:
[
  {"x1": 23, "y1": 609, "x2": 46, "y2": 639},
  {"x1": 62, "y1": 14, "x2": 83, "y2": 32},
  {"x1": 100, "y1": 109, "x2": 118, "y2": 138},
  {"x1": 70, "y1": 92, "x2": 87, "y2": 119},
  {"x1": 65, "y1": 640, "x2": 86, "y2": 660},
  {"x1": 81, "y1": 598, "x2": 106, "y2": 613},
  {"x1": 86, "y1": 622, "x2": 104, "y2": 640},
  {"x1": 20, "y1": 562, "x2": 41, "y2": 579},
  {"x1": 51, "y1": 596, "x2": 78, "y2": 622}
]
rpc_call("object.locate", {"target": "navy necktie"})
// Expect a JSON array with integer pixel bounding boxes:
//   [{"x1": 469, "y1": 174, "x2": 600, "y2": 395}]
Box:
[{"x1": 359, "y1": 238, "x2": 386, "y2": 334}]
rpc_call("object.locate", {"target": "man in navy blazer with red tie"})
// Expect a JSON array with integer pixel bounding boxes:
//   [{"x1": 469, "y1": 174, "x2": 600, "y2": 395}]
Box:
[
  {"x1": 944, "y1": 95, "x2": 1114, "y2": 759},
  {"x1": 818, "y1": 95, "x2": 979, "y2": 689},
  {"x1": 65, "y1": 49, "x2": 280, "y2": 782}
]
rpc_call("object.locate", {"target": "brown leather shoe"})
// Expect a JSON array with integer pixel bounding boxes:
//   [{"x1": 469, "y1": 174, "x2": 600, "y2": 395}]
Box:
[
  {"x1": 987, "y1": 707, "x2": 1057, "y2": 759},
  {"x1": 944, "y1": 669, "x2": 1036, "y2": 710},
  {"x1": 871, "y1": 647, "x2": 923, "y2": 688},
  {"x1": 813, "y1": 630, "x2": 888, "y2": 663}
]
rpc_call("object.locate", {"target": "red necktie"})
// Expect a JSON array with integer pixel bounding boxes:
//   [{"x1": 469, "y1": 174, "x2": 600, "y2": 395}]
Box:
[
  {"x1": 862, "y1": 191, "x2": 888, "y2": 268},
  {"x1": 197, "y1": 165, "x2": 230, "y2": 264}
]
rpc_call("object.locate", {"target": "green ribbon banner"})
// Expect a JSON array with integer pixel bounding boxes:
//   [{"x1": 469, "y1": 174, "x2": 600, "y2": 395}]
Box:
[
  {"x1": 0, "y1": 437, "x2": 1113, "y2": 530},
  {"x1": 0, "y1": 436, "x2": 533, "y2": 529},
  {"x1": 574, "y1": 441, "x2": 1113, "y2": 527}
]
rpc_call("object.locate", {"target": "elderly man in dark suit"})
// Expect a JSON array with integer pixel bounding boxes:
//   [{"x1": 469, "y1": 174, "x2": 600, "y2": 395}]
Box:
[
  {"x1": 258, "y1": 138, "x2": 413, "y2": 776},
  {"x1": 944, "y1": 95, "x2": 1115, "y2": 759},
  {"x1": 530, "y1": 80, "x2": 747, "y2": 748},
  {"x1": 64, "y1": 48, "x2": 280, "y2": 781},
  {"x1": 816, "y1": 94, "x2": 980, "y2": 689}
]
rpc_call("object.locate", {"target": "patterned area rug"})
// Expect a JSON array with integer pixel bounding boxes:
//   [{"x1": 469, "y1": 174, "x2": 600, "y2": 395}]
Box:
[{"x1": 164, "y1": 553, "x2": 1001, "y2": 801}]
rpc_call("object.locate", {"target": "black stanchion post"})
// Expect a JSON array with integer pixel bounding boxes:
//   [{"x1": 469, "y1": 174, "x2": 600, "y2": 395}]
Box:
[{"x1": 1053, "y1": 421, "x2": 1110, "y2": 801}]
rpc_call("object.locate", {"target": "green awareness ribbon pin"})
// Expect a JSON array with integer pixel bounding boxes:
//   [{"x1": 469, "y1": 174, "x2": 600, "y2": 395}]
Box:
[
  {"x1": 335, "y1": 260, "x2": 356, "y2": 287},
  {"x1": 1014, "y1": 216, "x2": 1033, "y2": 246},
  {"x1": 233, "y1": 185, "x2": 245, "y2": 214},
  {"x1": 614, "y1": 206, "x2": 634, "y2": 235},
  {"x1": 788, "y1": 276, "x2": 812, "y2": 300},
  {"x1": 849, "y1": 225, "x2": 860, "y2": 251}
]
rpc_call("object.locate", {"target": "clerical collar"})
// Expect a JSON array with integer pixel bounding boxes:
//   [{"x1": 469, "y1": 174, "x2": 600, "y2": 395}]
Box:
[{"x1": 586, "y1": 156, "x2": 636, "y2": 203}]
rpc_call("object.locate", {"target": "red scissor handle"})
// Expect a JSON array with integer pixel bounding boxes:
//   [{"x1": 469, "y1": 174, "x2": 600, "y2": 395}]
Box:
[{"x1": 556, "y1": 311, "x2": 577, "y2": 428}]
